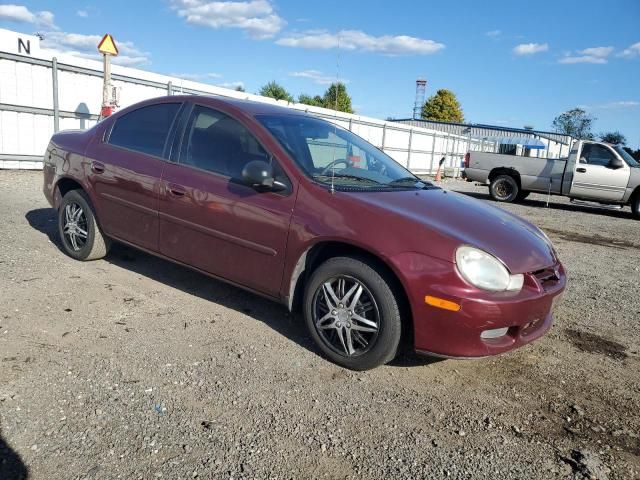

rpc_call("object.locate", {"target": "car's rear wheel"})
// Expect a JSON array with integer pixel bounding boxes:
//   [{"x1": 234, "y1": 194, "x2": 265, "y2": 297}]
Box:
[
  {"x1": 58, "y1": 190, "x2": 110, "y2": 261},
  {"x1": 516, "y1": 191, "x2": 530, "y2": 202},
  {"x1": 490, "y1": 175, "x2": 520, "y2": 202},
  {"x1": 303, "y1": 256, "x2": 402, "y2": 370}
]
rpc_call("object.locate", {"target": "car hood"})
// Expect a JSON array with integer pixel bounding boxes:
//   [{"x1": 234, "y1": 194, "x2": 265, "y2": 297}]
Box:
[{"x1": 346, "y1": 187, "x2": 556, "y2": 273}]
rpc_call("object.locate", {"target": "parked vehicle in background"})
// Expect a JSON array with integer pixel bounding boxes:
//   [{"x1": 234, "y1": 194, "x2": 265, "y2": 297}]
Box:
[
  {"x1": 463, "y1": 140, "x2": 640, "y2": 218},
  {"x1": 43, "y1": 96, "x2": 565, "y2": 370}
]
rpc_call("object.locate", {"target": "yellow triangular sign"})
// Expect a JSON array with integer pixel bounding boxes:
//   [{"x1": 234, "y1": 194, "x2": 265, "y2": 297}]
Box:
[{"x1": 97, "y1": 34, "x2": 118, "y2": 56}]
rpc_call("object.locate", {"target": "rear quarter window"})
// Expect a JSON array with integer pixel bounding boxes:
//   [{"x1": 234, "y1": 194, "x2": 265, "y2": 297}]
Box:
[{"x1": 108, "y1": 103, "x2": 181, "y2": 157}]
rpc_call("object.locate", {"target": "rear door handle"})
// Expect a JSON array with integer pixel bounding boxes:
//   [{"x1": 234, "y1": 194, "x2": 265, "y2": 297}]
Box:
[
  {"x1": 576, "y1": 167, "x2": 587, "y2": 173},
  {"x1": 91, "y1": 161, "x2": 105, "y2": 174},
  {"x1": 167, "y1": 183, "x2": 186, "y2": 197}
]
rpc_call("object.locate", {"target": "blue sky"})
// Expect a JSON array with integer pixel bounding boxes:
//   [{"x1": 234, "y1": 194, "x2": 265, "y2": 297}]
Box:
[{"x1": 1, "y1": 0, "x2": 639, "y2": 147}]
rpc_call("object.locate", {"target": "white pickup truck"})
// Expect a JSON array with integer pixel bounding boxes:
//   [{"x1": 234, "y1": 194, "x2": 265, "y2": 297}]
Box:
[{"x1": 463, "y1": 140, "x2": 640, "y2": 219}]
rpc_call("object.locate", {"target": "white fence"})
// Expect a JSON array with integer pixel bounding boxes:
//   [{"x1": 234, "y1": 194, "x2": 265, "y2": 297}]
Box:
[{"x1": 0, "y1": 29, "x2": 489, "y2": 173}]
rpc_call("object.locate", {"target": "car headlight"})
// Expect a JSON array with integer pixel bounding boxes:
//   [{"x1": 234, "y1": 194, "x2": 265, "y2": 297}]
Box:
[{"x1": 455, "y1": 245, "x2": 524, "y2": 292}]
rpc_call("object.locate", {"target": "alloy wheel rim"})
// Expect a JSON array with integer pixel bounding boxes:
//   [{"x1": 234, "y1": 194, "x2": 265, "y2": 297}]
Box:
[
  {"x1": 63, "y1": 202, "x2": 88, "y2": 251},
  {"x1": 312, "y1": 275, "x2": 380, "y2": 357},
  {"x1": 495, "y1": 179, "x2": 513, "y2": 199}
]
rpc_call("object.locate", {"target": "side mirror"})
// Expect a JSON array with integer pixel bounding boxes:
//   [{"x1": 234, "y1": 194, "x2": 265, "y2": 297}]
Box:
[
  {"x1": 609, "y1": 157, "x2": 624, "y2": 169},
  {"x1": 241, "y1": 160, "x2": 287, "y2": 192}
]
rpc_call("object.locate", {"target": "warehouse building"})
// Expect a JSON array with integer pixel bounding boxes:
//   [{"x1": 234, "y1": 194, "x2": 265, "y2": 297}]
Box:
[{"x1": 392, "y1": 118, "x2": 572, "y2": 159}]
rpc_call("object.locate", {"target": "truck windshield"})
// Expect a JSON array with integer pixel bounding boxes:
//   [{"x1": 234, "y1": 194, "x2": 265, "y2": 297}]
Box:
[
  {"x1": 257, "y1": 114, "x2": 427, "y2": 190},
  {"x1": 614, "y1": 146, "x2": 640, "y2": 167}
]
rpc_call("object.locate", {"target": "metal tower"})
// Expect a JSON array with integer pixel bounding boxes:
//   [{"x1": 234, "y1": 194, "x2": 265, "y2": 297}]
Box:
[{"x1": 413, "y1": 78, "x2": 427, "y2": 119}]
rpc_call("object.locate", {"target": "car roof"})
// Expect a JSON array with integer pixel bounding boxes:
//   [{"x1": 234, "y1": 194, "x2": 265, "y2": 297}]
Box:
[{"x1": 161, "y1": 94, "x2": 310, "y2": 118}]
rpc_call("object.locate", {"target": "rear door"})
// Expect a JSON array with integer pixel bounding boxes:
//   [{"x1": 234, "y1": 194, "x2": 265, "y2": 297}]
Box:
[
  {"x1": 87, "y1": 102, "x2": 182, "y2": 250},
  {"x1": 157, "y1": 103, "x2": 295, "y2": 297},
  {"x1": 570, "y1": 143, "x2": 630, "y2": 201}
]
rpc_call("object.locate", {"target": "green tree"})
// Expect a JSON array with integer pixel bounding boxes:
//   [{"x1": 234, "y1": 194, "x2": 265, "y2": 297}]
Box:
[
  {"x1": 322, "y1": 83, "x2": 354, "y2": 113},
  {"x1": 259, "y1": 81, "x2": 293, "y2": 102},
  {"x1": 598, "y1": 131, "x2": 626, "y2": 145},
  {"x1": 298, "y1": 94, "x2": 324, "y2": 107},
  {"x1": 623, "y1": 147, "x2": 640, "y2": 161},
  {"x1": 421, "y1": 89, "x2": 464, "y2": 123},
  {"x1": 552, "y1": 108, "x2": 595, "y2": 139}
]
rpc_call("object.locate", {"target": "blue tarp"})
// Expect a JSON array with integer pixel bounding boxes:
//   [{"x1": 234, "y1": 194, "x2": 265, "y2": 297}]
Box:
[{"x1": 483, "y1": 136, "x2": 546, "y2": 149}]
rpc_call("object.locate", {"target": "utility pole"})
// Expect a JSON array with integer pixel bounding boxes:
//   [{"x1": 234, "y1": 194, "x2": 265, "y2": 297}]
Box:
[{"x1": 97, "y1": 34, "x2": 119, "y2": 118}]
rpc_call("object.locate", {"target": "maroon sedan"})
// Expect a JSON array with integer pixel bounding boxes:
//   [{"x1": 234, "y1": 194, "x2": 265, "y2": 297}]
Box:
[{"x1": 43, "y1": 96, "x2": 566, "y2": 370}]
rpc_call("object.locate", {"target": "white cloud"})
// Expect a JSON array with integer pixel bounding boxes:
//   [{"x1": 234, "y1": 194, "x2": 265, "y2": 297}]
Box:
[
  {"x1": 0, "y1": 4, "x2": 55, "y2": 28},
  {"x1": 581, "y1": 100, "x2": 639, "y2": 110},
  {"x1": 77, "y1": 10, "x2": 88, "y2": 18},
  {"x1": 171, "y1": 0, "x2": 285, "y2": 39},
  {"x1": 558, "y1": 55, "x2": 606, "y2": 64},
  {"x1": 41, "y1": 31, "x2": 150, "y2": 67},
  {"x1": 486, "y1": 30, "x2": 501, "y2": 38},
  {"x1": 276, "y1": 29, "x2": 445, "y2": 55},
  {"x1": 617, "y1": 42, "x2": 640, "y2": 58},
  {"x1": 558, "y1": 46, "x2": 614, "y2": 64},
  {"x1": 513, "y1": 43, "x2": 549, "y2": 55},
  {"x1": 290, "y1": 69, "x2": 346, "y2": 85},
  {"x1": 217, "y1": 81, "x2": 245, "y2": 89}
]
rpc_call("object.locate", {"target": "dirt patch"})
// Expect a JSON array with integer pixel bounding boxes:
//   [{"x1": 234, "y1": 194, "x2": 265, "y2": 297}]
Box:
[
  {"x1": 564, "y1": 328, "x2": 628, "y2": 360},
  {"x1": 544, "y1": 228, "x2": 638, "y2": 250}
]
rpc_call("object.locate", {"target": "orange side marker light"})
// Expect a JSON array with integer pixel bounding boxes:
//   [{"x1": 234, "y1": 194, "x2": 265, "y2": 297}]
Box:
[{"x1": 425, "y1": 295, "x2": 461, "y2": 312}]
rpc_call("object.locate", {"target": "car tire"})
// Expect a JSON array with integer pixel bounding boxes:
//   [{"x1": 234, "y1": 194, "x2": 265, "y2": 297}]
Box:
[
  {"x1": 303, "y1": 256, "x2": 402, "y2": 371},
  {"x1": 490, "y1": 175, "x2": 520, "y2": 202},
  {"x1": 58, "y1": 189, "x2": 110, "y2": 261},
  {"x1": 632, "y1": 194, "x2": 640, "y2": 220},
  {"x1": 516, "y1": 191, "x2": 530, "y2": 202}
]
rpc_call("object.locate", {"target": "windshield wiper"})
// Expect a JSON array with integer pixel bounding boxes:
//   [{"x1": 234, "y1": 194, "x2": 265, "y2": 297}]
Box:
[
  {"x1": 387, "y1": 176, "x2": 425, "y2": 188},
  {"x1": 313, "y1": 174, "x2": 382, "y2": 184}
]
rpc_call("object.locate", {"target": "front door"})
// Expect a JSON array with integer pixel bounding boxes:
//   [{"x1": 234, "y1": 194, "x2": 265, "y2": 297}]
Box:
[
  {"x1": 88, "y1": 102, "x2": 182, "y2": 250},
  {"x1": 158, "y1": 104, "x2": 295, "y2": 297},
  {"x1": 570, "y1": 143, "x2": 630, "y2": 201}
]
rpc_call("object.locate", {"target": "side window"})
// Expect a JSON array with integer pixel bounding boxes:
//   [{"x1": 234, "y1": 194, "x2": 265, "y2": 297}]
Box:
[
  {"x1": 108, "y1": 103, "x2": 181, "y2": 157},
  {"x1": 180, "y1": 105, "x2": 270, "y2": 179},
  {"x1": 582, "y1": 144, "x2": 615, "y2": 167}
]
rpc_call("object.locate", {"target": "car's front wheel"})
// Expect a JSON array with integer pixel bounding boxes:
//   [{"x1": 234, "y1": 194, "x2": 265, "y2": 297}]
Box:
[
  {"x1": 632, "y1": 194, "x2": 640, "y2": 220},
  {"x1": 58, "y1": 190, "x2": 110, "y2": 261},
  {"x1": 303, "y1": 256, "x2": 402, "y2": 370}
]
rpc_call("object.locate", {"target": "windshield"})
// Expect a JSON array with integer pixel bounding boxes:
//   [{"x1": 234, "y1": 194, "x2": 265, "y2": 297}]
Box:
[
  {"x1": 257, "y1": 114, "x2": 427, "y2": 190},
  {"x1": 614, "y1": 146, "x2": 640, "y2": 167}
]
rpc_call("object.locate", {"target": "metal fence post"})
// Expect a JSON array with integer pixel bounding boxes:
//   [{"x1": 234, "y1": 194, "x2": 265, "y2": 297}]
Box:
[
  {"x1": 381, "y1": 124, "x2": 386, "y2": 150},
  {"x1": 348, "y1": 118, "x2": 353, "y2": 131},
  {"x1": 407, "y1": 129, "x2": 413, "y2": 169},
  {"x1": 52, "y1": 57, "x2": 59, "y2": 133},
  {"x1": 167, "y1": 81, "x2": 173, "y2": 96},
  {"x1": 429, "y1": 134, "x2": 436, "y2": 173}
]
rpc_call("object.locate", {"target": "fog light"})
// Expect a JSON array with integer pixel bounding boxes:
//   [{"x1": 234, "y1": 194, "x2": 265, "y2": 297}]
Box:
[{"x1": 480, "y1": 327, "x2": 509, "y2": 339}]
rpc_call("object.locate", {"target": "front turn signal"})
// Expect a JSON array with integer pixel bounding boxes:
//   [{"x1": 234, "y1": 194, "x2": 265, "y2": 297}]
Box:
[{"x1": 425, "y1": 295, "x2": 461, "y2": 312}]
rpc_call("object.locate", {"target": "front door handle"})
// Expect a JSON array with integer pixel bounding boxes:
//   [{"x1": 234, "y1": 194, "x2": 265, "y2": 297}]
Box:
[
  {"x1": 91, "y1": 161, "x2": 105, "y2": 174},
  {"x1": 167, "y1": 183, "x2": 186, "y2": 197},
  {"x1": 576, "y1": 167, "x2": 587, "y2": 173}
]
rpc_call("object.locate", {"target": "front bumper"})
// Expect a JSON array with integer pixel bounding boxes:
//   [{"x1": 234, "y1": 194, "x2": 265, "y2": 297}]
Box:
[{"x1": 391, "y1": 252, "x2": 566, "y2": 358}]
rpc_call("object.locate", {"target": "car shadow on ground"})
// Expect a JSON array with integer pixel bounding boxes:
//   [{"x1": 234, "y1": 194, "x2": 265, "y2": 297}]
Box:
[
  {"x1": 453, "y1": 189, "x2": 635, "y2": 220},
  {"x1": 0, "y1": 431, "x2": 29, "y2": 480},
  {"x1": 25, "y1": 207, "x2": 439, "y2": 369}
]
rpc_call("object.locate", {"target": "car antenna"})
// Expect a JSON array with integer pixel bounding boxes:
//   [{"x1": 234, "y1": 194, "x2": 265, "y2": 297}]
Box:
[{"x1": 329, "y1": 34, "x2": 342, "y2": 194}]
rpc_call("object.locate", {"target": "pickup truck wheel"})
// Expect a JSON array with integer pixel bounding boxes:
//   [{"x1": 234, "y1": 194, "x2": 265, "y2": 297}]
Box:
[
  {"x1": 58, "y1": 190, "x2": 110, "y2": 261},
  {"x1": 632, "y1": 194, "x2": 640, "y2": 220},
  {"x1": 516, "y1": 191, "x2": 530, "y2": 201},
  {"x1": 303, "y1": 256, "x2": 402, "y2": 371},
  {"x1": 490, "y1": 175, "x2": 520, "y2": 203}
]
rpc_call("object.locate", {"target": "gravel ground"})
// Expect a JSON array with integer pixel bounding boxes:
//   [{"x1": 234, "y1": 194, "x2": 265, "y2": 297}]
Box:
[{"x1": 1, "y1": 170, "x2": 639, "y2": 480}]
